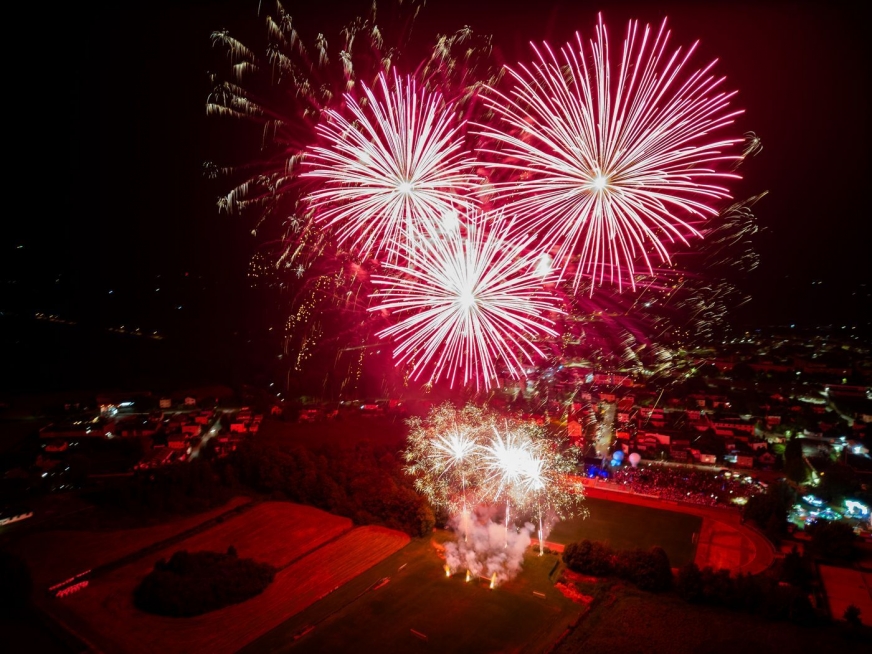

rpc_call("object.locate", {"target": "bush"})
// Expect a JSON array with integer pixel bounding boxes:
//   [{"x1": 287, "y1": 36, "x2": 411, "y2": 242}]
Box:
[
  {"x1": 843, "y1": 604, "x2": 862, "y2": 627},
  {"x1": 806, "y1": 520, "x2": 858, "y2": 561},
  {"x1": 133, "y1": 549, "x2": 276, "y2": 617},
  {"x1": 676, "y1": 563, "x2": 704, "y2": 603},
  {"x1": 562, "y1": 539, "x2": 614, "y2": 577},
  {"x1": 673, "y1": 562, "x2": 819, "y2": 624},
  {"x1": 634, "y1": 547, "x2": 673, "y2": 592}
]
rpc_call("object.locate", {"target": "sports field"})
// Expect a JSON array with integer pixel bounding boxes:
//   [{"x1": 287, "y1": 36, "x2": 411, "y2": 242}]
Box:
[
  {"x1": 547, "y1": 496, "x2": 701, "y2": 567},
  {"x1": 243, "y1": 534, "x2": 585, "y2": 654}
]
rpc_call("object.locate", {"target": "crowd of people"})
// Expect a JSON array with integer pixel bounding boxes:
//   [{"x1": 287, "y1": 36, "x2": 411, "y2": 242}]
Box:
[{"x1": 600, "y1": 463, "x2": 767, "y2": 508}]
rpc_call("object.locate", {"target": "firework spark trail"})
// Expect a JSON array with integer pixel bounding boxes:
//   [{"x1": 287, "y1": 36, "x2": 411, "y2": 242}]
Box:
[
  {"x1": 369, "y1": 211, "x2": 561, "y2": 390},
  {"x1": 302, "y1": 71, "x2": 479, "y2": 262},
  {"x1": 480, "y1": 425, "x2": 532, "y2": 546},
  {"x1": 476, "y1": 15, "x2": 744, "y2": 292}
]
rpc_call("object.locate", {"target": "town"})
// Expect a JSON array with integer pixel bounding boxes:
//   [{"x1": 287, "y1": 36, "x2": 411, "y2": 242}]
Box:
[{"x1": 3, "y1": 321, "x2": 870, "y2": 535}]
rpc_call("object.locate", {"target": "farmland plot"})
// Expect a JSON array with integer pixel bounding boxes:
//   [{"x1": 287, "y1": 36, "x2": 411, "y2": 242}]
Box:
[
  {"x1": 11, "y1": 496, "x2": 252, "y2": 587},
  {"x1": 54, "y1": 506, "x2": 409, "y2": 654}
]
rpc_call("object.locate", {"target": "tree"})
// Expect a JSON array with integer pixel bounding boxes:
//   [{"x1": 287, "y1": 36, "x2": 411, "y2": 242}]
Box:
[
  {"x1": 784, "y1": 436, "x2": 803, "y2": 462},
  {"x1": 743, "y1": 480, "x2": 793, "y2": 543},
  {"x1": 783, "y1": 436, "x2": 808, "y2": 483},
  {"x1": 779, "y1": 546, "x2": 812, "y2": 588},
  {"x1": 134, "y1": 549, "x2": 276, "y2": 617},
  {"x1": 562, "y1": 539, "x2": 614, "y2": 577},
  {"x1": 843, "y1": 604, "x2": 862, "y2": 627},
  {"x1": 784, "y1": 457, "x2": 809, "y2": 484},
  {"x1": 807, "y1": 520, "x2": 858, "y2": 561},
  {"x1": 0, "y1": 552, "x2": 32, "y2": 616},
  {"x1": 634, "y1": 547, "x2": 673, "y2": 592},
  {"x1": 731, "y1": 362, "x2": 756, "y2": 381},
  {"x1": 818, "y1": 462, "x2": 859, "y2": 501}
]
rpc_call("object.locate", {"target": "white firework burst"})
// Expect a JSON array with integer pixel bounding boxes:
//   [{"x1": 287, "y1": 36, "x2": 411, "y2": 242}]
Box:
[
  {"x1": 369, "y1": 210, "x2": 561, "y2": 390},
  {"x1": 476, "y1": 15, "x2": 744, "y2": 291},
  {"x1": 302, "y1": 70, "x2": 479, "y2": 262}
]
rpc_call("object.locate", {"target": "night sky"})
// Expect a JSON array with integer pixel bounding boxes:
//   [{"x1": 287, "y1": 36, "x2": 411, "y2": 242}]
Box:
[{"x1": 3, "y1": 0, "x2": 868, "y2": 392}]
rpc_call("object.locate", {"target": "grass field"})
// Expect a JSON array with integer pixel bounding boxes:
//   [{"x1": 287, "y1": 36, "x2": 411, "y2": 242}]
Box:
[
  {"x1": 52, "y1": 504, "x2": 408, "y2": 654},
  {"x1": 243, "y1": 532, "x2": 586, "y2": 654},
  {"x1": 551, "y1": 578, "x2": 872, "y2": 654},
  {"x1": 140, "y1": 502, "x2": 354, "y2": 568},
  {"x1": 547, "y1": 496, "x2": 702, "y2": 567}
]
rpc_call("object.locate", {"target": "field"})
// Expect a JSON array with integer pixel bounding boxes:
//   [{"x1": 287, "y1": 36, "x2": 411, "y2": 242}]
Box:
[
  {"x1": 134, "y1": 502, "x2": 354, "y2": 568},
  {"x1": 243, "y1": 532, "x2": 586, "y2": 654},
  {"x1": 551, "y1": 578, "x2": 871, "y2": 654},
  {"x1": 241, "y1": 498, "x2": 699, "y2": 654},
  {"x1": 240, "y1": 521, "x2": 870, "y2": 654},
  {"x1": 50, "y1": 503, "x2": 409, "y2": 654},
  {"x1": 547, "y1": 496, "x2": 702, "y2": 567},
  {"x1": 9, "y1": 496, "x2": 252, "y2": 587}
]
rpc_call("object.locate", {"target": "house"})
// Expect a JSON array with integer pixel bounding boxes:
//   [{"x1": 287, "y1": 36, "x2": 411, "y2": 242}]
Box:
[
  {"x1": 39, "y1": 418, "x2": 116, "y2": 439},
  {"x1": 735, "y1": 454, "x2": 755, "y2": 469},
  {"x1": 181, "y1": 423, "x2": 202, "y2": 437},
  {"x1": 167, "y1": 434, "x2": 186, "y2": 450},
  {"x1": 567, "y1": 420, "x2": 582, "y2": 440}
]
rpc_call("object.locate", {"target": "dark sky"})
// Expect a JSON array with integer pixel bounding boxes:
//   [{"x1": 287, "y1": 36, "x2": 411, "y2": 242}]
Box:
[{"x1": 11, "y1": 0, "x2": 871, "y2": 351}]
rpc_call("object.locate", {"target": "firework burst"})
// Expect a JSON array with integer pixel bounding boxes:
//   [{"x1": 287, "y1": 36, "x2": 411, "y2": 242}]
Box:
[
  {"x1": 369, "y1": 211, "x2": 562, "y2": 390},
  {"x1": 205, "y1": 4, "x2": 764, "y2": 399},
  {"x1": 302, "y1": 71, "x2": 479, "y2": 262},
  {"x1": 404, "y1": 402, "x2": 586, "y2": 565},
  {"x1": 404, "y1": 403, "x2": 585, "y2": 517},
  {"x1": 404, "y1": 403, "x2": 484, "y2": 515},
  {"x1": 476, "y1": 15, "x2": 744, "y2": 292}
]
